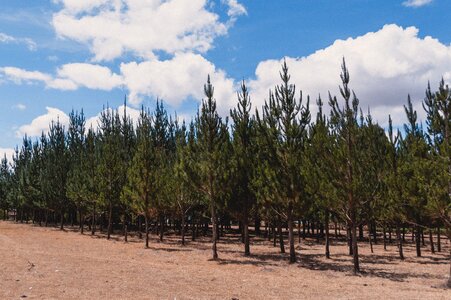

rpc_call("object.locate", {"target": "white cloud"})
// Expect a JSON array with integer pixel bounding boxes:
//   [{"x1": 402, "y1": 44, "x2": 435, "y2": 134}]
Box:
[
  {"x1": 223, "y1": 0, "x2": 247, "y2": 25},
  {"x1": 402, "y1": 0, "x2": 433, "y2": 7},
  {"x1": 249, "y1": 24, "x2": 451, "y2": 126},
  {"x1": 0, "y1": 32, "x2": 36, "y2": 51},
  {"x1": 0, "y1": 148, "x2": 15, "y2": 162},
  {"x1": 52, "y1": 0, "x2": 236, "y2": 61},
  {"x1": 54, "y1": 63, "x2": 123, "y2": 90},
  {"x1": 85, "y1": 104, "x2": 141, "y2": 130},
  {"x1": 0, "y1": 67, "x2": 51, "y2": 84},
  {"x1": 16, "y1": 107, "x2": 70, "y2": 137},
  {"x1": 13, "y1": 103, "x2": 26, "y2": 111},
  {"x1": 120, "y1": 52, "x2": 236, "y2": 112}
]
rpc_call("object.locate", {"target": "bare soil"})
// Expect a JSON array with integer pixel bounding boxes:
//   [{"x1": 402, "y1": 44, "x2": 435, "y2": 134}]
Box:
[{"x1": 0, "y1": 221, "x2": 450, "y2": 299}]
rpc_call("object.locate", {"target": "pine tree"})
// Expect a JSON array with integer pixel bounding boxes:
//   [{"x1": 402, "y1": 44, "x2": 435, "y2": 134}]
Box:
[
  {"x1": 328, "y1": 58, "x2": 363, "y2": 273},
  {"x1": 256, "y1": 60, "x2": 310, "y2": 263},
  {"x1": 230, "y1": 81, "x2": 256, "y2": 256},
  {"x1": 195, "y1": 76, "x2": 229, "y2": 260}
]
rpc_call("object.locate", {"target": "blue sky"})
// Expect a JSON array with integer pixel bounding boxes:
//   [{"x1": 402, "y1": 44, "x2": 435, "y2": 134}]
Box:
[{"x1": 0, "y1": 0, "x2": 450, "y2": 159}]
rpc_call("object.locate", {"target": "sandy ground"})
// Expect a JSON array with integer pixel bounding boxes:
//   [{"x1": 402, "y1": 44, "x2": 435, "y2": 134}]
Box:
[{"x1": 0, "y1": 221, "x2": 450, "y2": 300}]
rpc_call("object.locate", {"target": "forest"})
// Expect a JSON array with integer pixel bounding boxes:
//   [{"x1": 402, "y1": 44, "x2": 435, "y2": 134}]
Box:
[{"x1": 0, "y1": 59, "x2": 449, "y2": 286}]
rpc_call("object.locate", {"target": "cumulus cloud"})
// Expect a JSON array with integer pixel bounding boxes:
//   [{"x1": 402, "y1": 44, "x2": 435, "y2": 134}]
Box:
[
  {"x1": 1, "y1": 55, "x2": 236, "y2": 113},
  {"x1": 16, "y1": 107, "x2": 70, "y2": 137},
  {"x1": 54, "y1": 63, "x2": 123, "y2": 90},
  {"x1": 120, "y1": 52, "x2": 236, "y2": 112},
  {"x1": 402, "y1": 0, "x2": 433, "y2": 8},
  {"x1": 52, "y1": 0, "x2": 237, "y2": 61},
  {"x1": 249, "y1": 24, "x2": 451, "y2": 126},
  {"x1": 0, "y1": 32, "x2": 37, "y2": 51},
  {"x1": 0, "y1": 67, "x2": 51, "y2": 84}
]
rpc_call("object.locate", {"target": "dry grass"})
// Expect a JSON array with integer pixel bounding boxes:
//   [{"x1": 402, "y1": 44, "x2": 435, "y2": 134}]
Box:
[{"x1": 0, "y1": 221, "x2": 450, "y2": 299}]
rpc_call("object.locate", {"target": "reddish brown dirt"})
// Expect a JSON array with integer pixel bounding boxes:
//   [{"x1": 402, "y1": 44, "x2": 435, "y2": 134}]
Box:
[{"x1": 0, "y1": 221, "x2": 450, "y2": 299}]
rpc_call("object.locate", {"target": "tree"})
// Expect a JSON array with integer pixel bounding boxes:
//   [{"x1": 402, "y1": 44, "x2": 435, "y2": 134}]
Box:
[
  {"x1": 230, "y1": 81, "x2": 256, "y2": 256},
  {"x1": 195, "y1": 76, "x2": 229, "y2": 260},
  {"x1": 123, "y1": 108, "x2": 156, "y2": 248},
  {"x1": 97, "y1": 108, "x2": 123, "y2": 239},
  {"x1": 328, "y1": 58, "x2": 363, "y2": 273},
  {"x1": 256, "y1": 60, "x2": 310, "y2": 263}
]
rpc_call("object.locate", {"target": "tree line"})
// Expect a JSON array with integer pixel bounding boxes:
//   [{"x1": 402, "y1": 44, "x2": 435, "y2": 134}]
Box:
[{"x1": 0, "y1": 59, "x2": 449, "y2": 284}]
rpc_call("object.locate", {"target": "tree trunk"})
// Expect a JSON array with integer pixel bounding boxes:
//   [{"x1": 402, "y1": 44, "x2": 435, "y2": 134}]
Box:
[
  {"x1": 437, "y1": 227, "x2": 441, "y2": 252},
  {"x1": 351, "y1": 221, "x2": 359, "y2": 273},
  {"x1": 298, "y1": 219, "x2": 301, "y2": 244},
  {"x1": 60, "y1": 209, "x2": 64, "y2": 230},
  {"x1": 107, "y1": 202, "x2": 113, "y2": 240},
  {"x1": 415, "y1": 225, "x2": 421, "y2": 257},
  {"x1": 383, "y1": 225, "x2": 387, "y2": 251},
  {"x1": 243, "y1": 212, "x2": 250, "y2": 256},
  {"x1": 211, "y1": 205, "x2": 218, "y2": 260},
  {"x1": 80, "y1": 212, "x2": 84, "y2": 234},
  {"x1": 325, "y1": 210, "x2": 330, "y2": 259},
  {"x1": 272, "y1": 222, "x2": 276, "y2": 247},
  {"x1": 429, "y1": 229, "x2": 435, "y2": 253},
  {"x1": 368, "y1": 227, "x2": 374, "y2": 254},
  {"x1": 358, "y1": 224, "x2": 364, "y2": 240},
  {"x1": 347, "y1": 225, "x2": 353, "y2": 256},
  {"x1": 181, "y1": 212, "x2": 186, "y2": 246},
  {"x1": 124, "y1": 215, "x2": 128, "y2": 243},
  {"x1": 159, "y1": 214, "x2": 164, "y2": 242},
  {"x1": 302, "y1": 220, "x2": 306, "y2": 239},
  {"x1": 145, "y1": 213, "x2": 149, "y2": 248},
  {"x1": 91, "y1": 205, "x2": 96, "y2": 235},
  {"x1": 287, "y1": 204, "x2": 296, "y2": 263},
  {"x1": 277, "y1": 215, "x2": 285, "y2": 254},
  {"x1": 396, "y1": 224, "x2": 404, "y2": 260}
]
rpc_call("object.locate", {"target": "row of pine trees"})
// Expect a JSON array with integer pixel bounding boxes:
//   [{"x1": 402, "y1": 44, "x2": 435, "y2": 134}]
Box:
[{"x1": 0, "y1": 60, "x2": 449, "y2": 281}]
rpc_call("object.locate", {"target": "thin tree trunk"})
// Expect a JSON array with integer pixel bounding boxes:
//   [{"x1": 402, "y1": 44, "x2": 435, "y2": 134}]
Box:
[
  {"x1": 368, "y1": 227, "x2": 374, "y2": 254},
  {"x1": 181, "y1": 211, "x2": 186, "y2": 246},
  {"x1": 287, "y1": 204, "x2": 296, "y2": 263},
  {"x1": 298, "y1": 219, "x2": 301, "y2": 244},
  {"x1": 145, "y1": 213, "x2": 149, "y2": 248},
  {"x1": 159, "y1": 214, "x2": 164, "y2": 242},
  {"x1": 60, "y1": 209, "x2": 64, "y2": 230},
  {"x1": 124, "y1": 215, "x2": 128, "y2": 243},
  {"x1": 325, "y1": 210, "x2": 330, "y2": 259},
  {"x1": 383, "y1": 225, "x2": 387, "y2": 251},
  {"x1": 211, "y1": 205, "x2": 218, "y2": 260},
  {"x1": 272, "y1": 222, "x2": 276, "y2": 247},
  {"x1": 107, "y1": 202, "x2": 113, "y2": 240},
  {"x1": 243, "y1": 212, "x2": 250, "y2": 256},
  {"x1": 91, "y1": 205, "x2": 96, "y2": 235},
  {"x1": 80, "y1": 212, "x2": 84, "y2": 234},
  {"x1": 396, "y1": 224, "x2": 404, "y2": 260},
  {"x1": 351, "y1": 221, "x2": 359, "y2": 273},
  {"x1": 415, "y1": 225, "x2": 421, "y2": 257},
  {"x1": 277, "y1": 215, "x2": 285, "y2": 254},
  {"x1": 437, "y1": 227, "x2": 441, "y2": 252},
  {"x1": 429, "y1": 229, "x2": 435, "y2": 253}
]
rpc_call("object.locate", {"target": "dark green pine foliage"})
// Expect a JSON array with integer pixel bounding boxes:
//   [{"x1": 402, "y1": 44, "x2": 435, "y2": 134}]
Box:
[
  {"x1": 306, "y1": 96, "x2": 336, "y2": 258},
  {"x1": 195, "y1": 76, "x2": 229, "y2": 260},
  {"x1": 66, "y1": 110, "x2": 87, "y2": 233},
  {"x1": 230, "y1": 81, "x2": 256, "y2": 256},
  {"x1": 97, "y1": 107, "x2": 123, "y2": 239},
  {"x1": 123, "y1": 108, "x2": 156, "y2": 248},
  {"x1": 385, "y1": 115, "x2": 406, "y2": 259},
  {"x1": 328, "y1": 58, "x2": 363, "y2": 273},
  {"x1": 256, "y1": 60, "x2": 310, "y2": 263},
  {"x1": 399, "y1": 95, "x2": 430, "y2": 257},
  {"x1": 0, "y1": 155, "x2": 11, "y2": 220},
  {"x1": 47, "y1": 120, "x2": 69, "y2": 230}
]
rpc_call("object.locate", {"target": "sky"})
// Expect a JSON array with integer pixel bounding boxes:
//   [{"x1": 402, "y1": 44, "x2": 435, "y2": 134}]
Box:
[{"x1": 0, "y1": 0, "x2": 450, "y2": 160}]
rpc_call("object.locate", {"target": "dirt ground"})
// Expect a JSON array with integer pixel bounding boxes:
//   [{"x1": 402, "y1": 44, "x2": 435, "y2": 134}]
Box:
[{"x1": 0, "y1": 221, "x2": 450, "y2": 299}]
